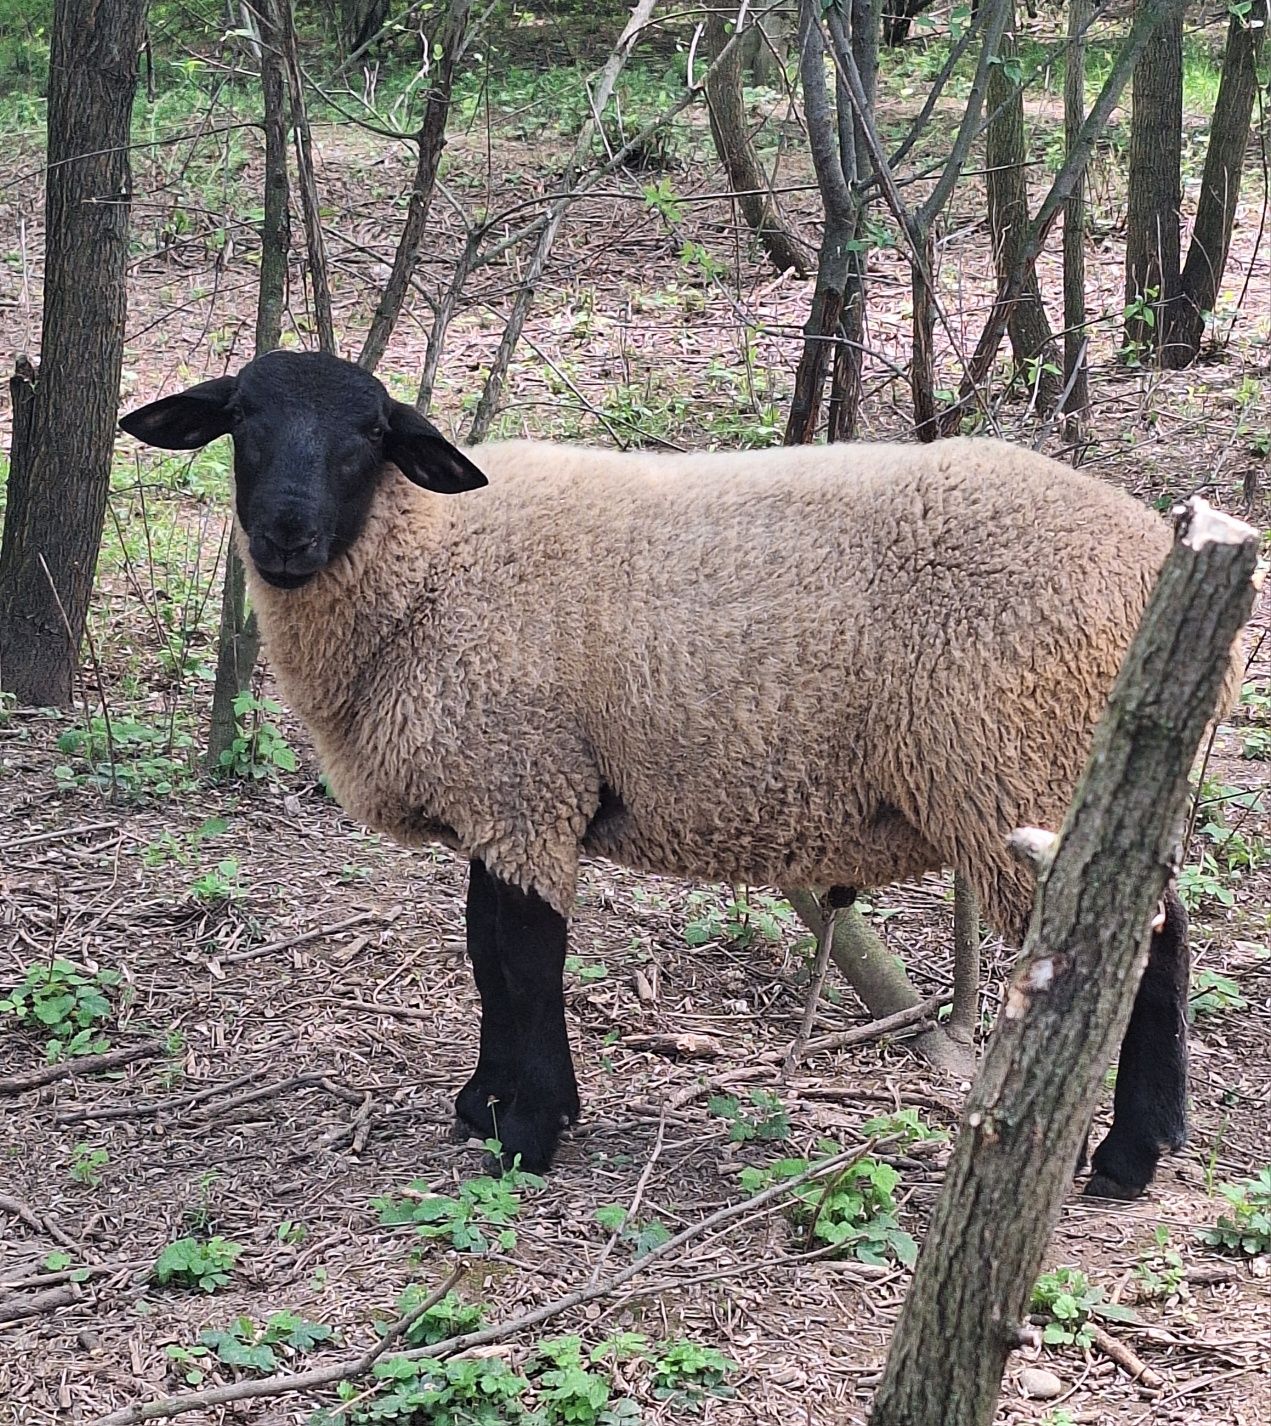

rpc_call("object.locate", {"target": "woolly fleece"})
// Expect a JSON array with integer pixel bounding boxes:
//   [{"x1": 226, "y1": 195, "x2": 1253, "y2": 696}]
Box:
[{"x1": 242, "y1": 435, "x2": 1229, "y2": 941}]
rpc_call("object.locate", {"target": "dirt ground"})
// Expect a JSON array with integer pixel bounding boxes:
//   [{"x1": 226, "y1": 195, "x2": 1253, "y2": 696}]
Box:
[{"x1": 2, "y1": 26, "x2": 1271, "y2": 1426}]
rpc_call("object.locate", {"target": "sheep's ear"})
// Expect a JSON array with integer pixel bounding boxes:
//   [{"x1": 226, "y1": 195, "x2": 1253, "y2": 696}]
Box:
[
  {"x1": 119, "y1": 375, "x2": 238, "y2": 450},
  {"x1": 385, "y1": 400, "x2": 488, "y2": 494}
]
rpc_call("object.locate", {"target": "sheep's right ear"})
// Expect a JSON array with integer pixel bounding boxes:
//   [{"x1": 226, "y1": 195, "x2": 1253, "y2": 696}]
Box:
[
  {"x1": 118, "y1": 375, "x2": 238, "y2": 450},
  {"x1": 385, "y1": 400, "x2": 488, "y2": 494}
]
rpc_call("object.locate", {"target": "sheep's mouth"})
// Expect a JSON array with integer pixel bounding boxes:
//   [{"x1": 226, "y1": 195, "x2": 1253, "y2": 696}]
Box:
[{"x1": 257, "y1": 567, "x2": 318, "y2": 591}]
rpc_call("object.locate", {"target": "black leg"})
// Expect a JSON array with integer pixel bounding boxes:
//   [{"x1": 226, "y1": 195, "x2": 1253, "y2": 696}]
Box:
[
  {"x1": 1086, "y1": 888, "x2": 1190, "y2": 1200},
  {"x1": 487, "y1": 876, "x2": 579, "y2": 1174},
  {"x1": 455, "y1": 860, "x2": 521, "y2": 1140}
]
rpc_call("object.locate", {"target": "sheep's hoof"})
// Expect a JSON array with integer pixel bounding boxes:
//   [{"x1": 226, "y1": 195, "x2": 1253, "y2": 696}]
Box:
[
  {"x1": 455, "y1": 1074, "x2": 513, "y2": 1140},
  {"x1": 481, "y1": 1102, "x2": 578, "y2": 1178},
  {"x1": 1083, "y1": 1171, "x2": 1146, "y2": 1202}
]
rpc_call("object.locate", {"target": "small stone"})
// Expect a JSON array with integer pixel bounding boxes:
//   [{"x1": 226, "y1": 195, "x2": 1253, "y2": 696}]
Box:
[{"x1": 1019, "y1": 1367, "x2": 1064, "y2": 1400}]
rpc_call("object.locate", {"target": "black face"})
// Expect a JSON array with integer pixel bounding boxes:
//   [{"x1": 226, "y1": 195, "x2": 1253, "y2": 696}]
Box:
[{"x1": 118, "y1": 350, "x2": 487, "y2": 589}]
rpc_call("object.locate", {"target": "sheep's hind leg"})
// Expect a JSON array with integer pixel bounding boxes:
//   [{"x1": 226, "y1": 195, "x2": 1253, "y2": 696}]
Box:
[
  {"x1": 456, "y1": 860, "x2": 522, "y2": 1141},
  {"x1": 1086, "y1": 888, "x2": 1190, "y2": 1200}
]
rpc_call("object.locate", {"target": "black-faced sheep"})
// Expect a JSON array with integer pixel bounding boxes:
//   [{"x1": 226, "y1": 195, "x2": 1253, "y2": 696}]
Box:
[{"x1": 120, "y1": 349, "x2": 1238, "y2": 1196}]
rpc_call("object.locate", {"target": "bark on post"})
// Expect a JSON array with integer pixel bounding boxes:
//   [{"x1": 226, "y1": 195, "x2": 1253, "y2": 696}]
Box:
[
  {"x1": 205, "y1": 0, "x2": 292, "y2": 770},
  {"x1": 0, "y1": 0, "x2": 147, "y2": 707},
  {"x1": 869, "y1": 498, "x2": 1259, "y2": 1426},
  {"x1": 359, "y1": 0, "x2": 473, "y2": 372},
  {"x1": 1123, "y1": 0, "x2": 1184, "y2": 365},
  {"x1": 1061, "y1": 0, "x2": 1091, "y2": 433},
  {"x1": 704, "y1": 6, "x2": 808, "y2": 279}
]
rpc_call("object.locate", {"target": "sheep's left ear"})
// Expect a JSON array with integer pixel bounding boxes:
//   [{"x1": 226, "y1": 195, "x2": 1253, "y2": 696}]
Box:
[
  {"x1": 385, "y1": 400, "x2": 488, "y2": 494},
  {"x1": 119, "y1": 375, "x2": 238, "y2": 450}
]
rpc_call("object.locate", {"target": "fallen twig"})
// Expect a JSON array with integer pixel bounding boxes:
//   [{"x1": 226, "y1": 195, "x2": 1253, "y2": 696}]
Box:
[
  {"x1": 220, "y1": 909, "x2": 391, "y2": 964},
  {"x1": 0, "y1": 1192, "x2": 79, "y2": 1250},
  {"x1": 0, "y1": 1282, "x2": 83, "y2": 1324},
  {"x1": 1088, "y1": 1322, "x2": 1165, "y2": 1390},
  {"x1": 0, "y1": 820, "x2": 118, "y2": 853},
  {"x1": 91, "y1": 1147, "x2": 870, "y2": 1425},
  {"x1": 0, "y1": 1040, "x2": 167, "y2": 1098},
  {"x1": 802, "y1": 992, "x2": 951, "y2": 1058}
]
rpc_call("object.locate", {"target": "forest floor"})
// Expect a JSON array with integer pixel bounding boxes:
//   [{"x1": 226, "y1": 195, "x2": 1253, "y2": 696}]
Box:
[{"x1": 1, "y1": 18, "x2": 1271, "y2": 1426}]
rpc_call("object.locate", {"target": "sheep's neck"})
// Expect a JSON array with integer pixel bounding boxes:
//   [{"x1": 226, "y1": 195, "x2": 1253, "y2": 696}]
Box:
[{"x1": 240, "y1": 475, "x2": 444, "y2": 740}]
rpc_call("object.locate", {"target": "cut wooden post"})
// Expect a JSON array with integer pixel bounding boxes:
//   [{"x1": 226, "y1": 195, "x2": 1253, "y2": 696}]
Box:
[{"x1": 869, "y1": 497, "x2": 1258, "y2": 1426}]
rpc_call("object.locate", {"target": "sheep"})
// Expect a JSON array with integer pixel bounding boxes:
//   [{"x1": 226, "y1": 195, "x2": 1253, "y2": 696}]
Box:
[{"x1": 119, "y1": 348, "x2": 1240, "y2": 1195}]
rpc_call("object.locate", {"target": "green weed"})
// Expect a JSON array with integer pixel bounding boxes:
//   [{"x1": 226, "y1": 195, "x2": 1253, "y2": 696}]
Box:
[
  {"x1": 707, "y1": 1087, "x2": 792, "y2": 1143},
  {"x1": 152, "y1": 1236, "x2": 244, "y2": 1293},
  {"x1": 1201, "y1": 1167, "x2": 1271, "y2": 1256},
  {"x1": 70, "y1": 1142, "x2": 109, "y2": 1187},
  {"x1": 215, "y1": 692, "x2": 298, "y2": 782},
  {"x1": 1029, "y1": 1266, "x2": 1135, "y2": 1349},
  {"x1": 166, "y1": 1312, "x2": 334, "y2": 1384},
  {"x1": 0, "y1": 958, "x2": 121, "y2": 1060},
  {"x1": 374, "y1": 1164, "x2": 544, "y2": 1253}
]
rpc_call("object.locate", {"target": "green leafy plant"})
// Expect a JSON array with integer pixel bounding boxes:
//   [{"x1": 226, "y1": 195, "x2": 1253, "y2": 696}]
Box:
[
  {"x1": 740, "y1": 1152, "x2": 918, "y2": 1266},
  {"x1": 1134, "y1": 1226, "x2": 1187, "y2": 1302},
  {"x1": 861, "y1": 1107, "x2": 948, "y2": 1144},
  {"x1": 707, "y1": 1087, "x2": 791, "y2": 1143},
  {"x1": 189, "y1": 857, "x2": 242, "y2": 903},
  {"x1": 528, "y1": 1336, "x2": 632, "y2": 1425},
  {"x1": 167, "y1": 1312, "x2": 334, "y2": 1383},
  {"x1": 1029, "y1": 1266, "x2": 1135, "y2": 1348},
  {"x1": 374, "y1": 1166, "x2": 543, "y2": 1254},
  {"x1": 325, "y1": 1352, "x2": 531, "y2": 1424},
  {"x1": 1201, "y1": 1168, "x2": 1271, "y2": 1256},
  {"x1": 54, "y1": 714, "x2": 197, "y2": 798},
  {"x1": 70, "y1": 1142, "x2": 109, "y2": 1187},
  {"x1": 649, "y1": 1339, "x2": 735, "y2": 1410},
  {"x1": 565, "y1": 955, "x2": 608, "y2": 984},
  {"x1": 1189, "y1": 968, "x2": 1248, "y2": 1020},
  {"x1": 143, "y1": 816, "x2": 228, "y2": 868},
  {"x1": 215, "y1": 691, "x2": 298, "y2": 781},
  {"x1": 682, "y1": 889, "x2": 793, "y2": 949},
  {"x1": 384, "y1": 1287, "x2": 485, "y2": 1348},
  {"x1": 593, "y1": 1204, "x2": 671, "y2": 1258},
  {"x1": 0, "y1": 958, "x2": 121, "y2": 1060},
  {"x1": 151, "y1": 1236, "x2": 244, "y2": 1293}
]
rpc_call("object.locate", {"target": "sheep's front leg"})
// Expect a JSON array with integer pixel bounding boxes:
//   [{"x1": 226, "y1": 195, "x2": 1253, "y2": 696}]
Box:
[
  {"x1": 456, "y1": 859, "x2": 521, "y2": 1140},
  {"x1": 1085, "y1": 888, "x2": 1190, "y2": 1199},
  {"x1": 456, "y1": 859, "x2": 579, "y2": 1174}
]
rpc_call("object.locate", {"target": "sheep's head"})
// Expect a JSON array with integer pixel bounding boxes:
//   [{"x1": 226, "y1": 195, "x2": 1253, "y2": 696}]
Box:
[{"x1": 119, "y1": 350, "x2": 487, "y2": 589}]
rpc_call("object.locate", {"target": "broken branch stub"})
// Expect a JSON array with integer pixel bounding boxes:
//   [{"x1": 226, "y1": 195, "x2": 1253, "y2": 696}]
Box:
[{"x1": 869, "y1": 496, "x2": 1259, "y2": 1426}]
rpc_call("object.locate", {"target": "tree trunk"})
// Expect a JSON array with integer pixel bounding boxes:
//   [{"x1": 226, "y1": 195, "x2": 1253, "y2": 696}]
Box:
[
  {"x1": 948, "y1": 874, "x2": 981, "y2": 1046},
  {"x1": 206, "y1": 0, "x2": 291, "y2": 768},
  {"x1": 359, "y1": 0, "x2": 474, "y2": 371},
  {"x1": 704, "y1": 7, "x2": 809, "y2": 278},
  {"x1": 986, "y1": 0, "x2": 1060, "y2": 411},
  {"x1": 785, "y1": 889, "x2": 975, "y2": 1078},
  {"x1": 910, "y1": 225, "x2": 939, "y2": 441},
  {"x1": 1062, "y1": 0, "x2": 1091, "y2": 432},
  {"x1": 869, "y1": 500, "x2": 1259, "y2": 1426},
  {"x1": 1174, "y1": 0, "x2": 1268, "y2": 360},
  {"x1": 0, "y1": 0, "x2": 147, "y2": 708},
  {"x1": 1123, "y1": 1, "x2": 1184, "y2": 365},
  {"x1": 882, "y1": 0, "x2": 935, "y2": 46}
]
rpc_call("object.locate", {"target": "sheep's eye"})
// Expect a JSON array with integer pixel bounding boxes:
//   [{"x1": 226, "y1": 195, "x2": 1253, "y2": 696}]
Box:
[{"x1": 366, "y1": 423, "x2": 386, "y2": 443}]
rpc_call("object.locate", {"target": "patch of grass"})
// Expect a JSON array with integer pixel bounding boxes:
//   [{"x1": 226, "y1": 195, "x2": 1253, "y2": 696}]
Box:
[
  {"x1": 0, "y1": 957, "x2": 121, "y2": 1061},
  {"x1": 152, "y1": 1235, "x2": 244, "y2": 1293},
  {"x1": 1029, "y1": 1266, "x2": 1136, "y2": 1349},
  {"x1": 1201, "y1": 1167, "x2": 1271, "y2": 1256},
  {"x1": 740, "y1": 1150, "x2": 918, "y2": 1266},
  {"x1": 1134, "y1": 1226, "x2": 1187, "y2": 1303}
]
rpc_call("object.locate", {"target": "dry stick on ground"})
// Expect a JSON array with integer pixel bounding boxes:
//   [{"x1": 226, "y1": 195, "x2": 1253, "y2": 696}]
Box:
[
  {"x1": 868, "y1": 497, "x2": 1259, "y2": 1426},
  {"x1": 1087, "y1": 1321, "x2": 1165, "y2": 1390},
  {"x1": 0, "y1": 1193, "x2": 79, "y2": 1251},
  {"x1": 785, "y1": 889, "x2": 973, "y2": 1077},
  {"x1": 220, "y1": 907, "x2": 389, "y2": 964},
  {"x1": 0, "y1": 1040, "x2": 166, "y2": 1097},
  {"x1": 784, "y1": 901, "x2": 843, "y2": 1069},
  {"x1": 91, "y1": 1145, "x2": 870, "y2": 1426}
]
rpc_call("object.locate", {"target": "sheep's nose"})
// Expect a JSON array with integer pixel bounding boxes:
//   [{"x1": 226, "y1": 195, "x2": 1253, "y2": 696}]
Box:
[{"x1": 259, "y1": 528, "x2": 321, "y2": 559}]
